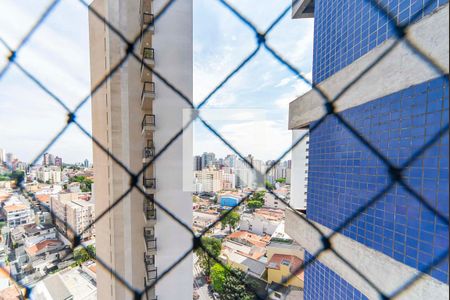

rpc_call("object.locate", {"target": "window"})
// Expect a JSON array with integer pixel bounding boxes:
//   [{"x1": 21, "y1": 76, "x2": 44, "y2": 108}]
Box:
[{"x1": 281, "y1": 259, "x2": 290, "y2": 266}]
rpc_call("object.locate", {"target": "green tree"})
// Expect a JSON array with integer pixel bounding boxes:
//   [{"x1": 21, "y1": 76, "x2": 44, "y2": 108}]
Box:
[
  {"x1": 265, "y1": 180, "x2": 274, "y2": 190},
  {"x1": 247, "y1": 200, "x2": 263, "y2": 210},
  {"x1": 210, "y1": 263, "x2": 226, "y2": 292},
  {"x1": 69, "y1": 176, "x2": 94, "y2": 192},
  {"x1": 86, "y1": 245, "x2": 96, "y2": 258},
  {"x1": 220, "y1": 210, "x2": 240, "y2": 233},
  {"x1": 73, "y1": 245, "x2": 96, "y2": 265},
  {"x1": 210, "y1": 265, "x2": 254, "y2": 299},
  {"x1": 247, "y1": 191, "x2": 265, "y2": 210},
  {"x1": 194, "y1": 237, "x2": 221, "y2": 276},
  {"x1": 275, "y1": 178, "x2": 286, "y2": 184}
]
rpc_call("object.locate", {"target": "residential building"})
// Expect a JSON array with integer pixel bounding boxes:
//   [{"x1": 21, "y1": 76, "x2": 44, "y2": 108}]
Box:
[
  {"x1": 287, "y1": 1, "x2": 449, "y2": 299},
  {"x1": 88, "y1": 0, "x2": 193, "y2": 299},
  {"x1": 50, "y1": 193, "x2": 95, "y2": 242},
  {"x1": 0, "y1": 148, "x2": 5, "y2": 164},
  {"x1": 267, "y1": 223, "x2": 303, "y2": 261},
  {"x1": 193, "y1": 155, "x2": 202, "y2": 171},
  {"x1": 5, "y1": 153, "x2": 13, "y2": 166},
  {"x1": 220, "y1": 231, "x2": 270, "y2": 278},
  {"x1": 267, "y1": 254, "x2": 304, "y2": 289},
  {"x1": 30, "y1": 266, "x2": 97, "y2": 300},
  {"x1": 194, "y1": 167, "x2": 224, "y2": 193},
  {"x1": 264, "y1": 188, "x2": 289, "y2": 209},
  {"x1": 42, "y1": 153, "x2": 55, "y2": 166},
  {"x1": 240, "y1": 209, "x2": 284, "y2": 236},
  {"x1": 54, "y1": 156, "x2": 63, "y2": 167},
  {"x1": 289, "y1": 129, "x2": 308, "y2": 211},
  {"x1": 201, "y1": 152, "x2": 216, "y2": 169},
  {"x1": 2, "y1": 199, "x2": 34, "y2": 228},
  {"x1": 36, "y1": 167, "x2": 62, "y2": 184}
]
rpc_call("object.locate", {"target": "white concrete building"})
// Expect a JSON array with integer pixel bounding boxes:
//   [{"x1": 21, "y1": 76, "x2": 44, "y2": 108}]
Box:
[
  {"x1": 2, "y1": 196, "x2": 34, "y2": 228},
  {"x1": 50, "y1": 193, "x2": 95, "y2": 242},
  {"x1": 194, "y1": 168, "x2": 223, "y2": 193},
  {"x1": 89, "y1": 0, "x2": 192, "y2": 299},
  {"x1": 36, "y1": 166, "x2": 62, "y2": 184},
  {"x1": 289, "y1": 129, "x2": 309, "y2": 211},
  {"x1": 239, "y1": 209, "x2": 285, "y2": 236}
]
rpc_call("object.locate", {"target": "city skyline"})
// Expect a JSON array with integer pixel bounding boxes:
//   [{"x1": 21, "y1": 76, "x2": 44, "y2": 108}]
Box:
[{"x1": 0, "y1": 0, "x2": 313, "y2": 163}]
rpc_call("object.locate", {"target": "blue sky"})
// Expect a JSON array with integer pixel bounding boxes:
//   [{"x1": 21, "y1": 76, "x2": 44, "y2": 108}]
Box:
[{"x1": 0, "y1": 0, "x2": 314, "y2": 163}]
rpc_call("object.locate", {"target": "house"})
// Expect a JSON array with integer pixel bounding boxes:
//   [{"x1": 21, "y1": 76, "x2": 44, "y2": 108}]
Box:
[
  {"x1": 267, "y1": 254, "x2": 304, "y2": 289},
  {"x1": 267, "y1": 223, "x2": 303, "y2": 261},
  {"x1": 239, "y1": 209, "x2": 284, "y2": 235}
]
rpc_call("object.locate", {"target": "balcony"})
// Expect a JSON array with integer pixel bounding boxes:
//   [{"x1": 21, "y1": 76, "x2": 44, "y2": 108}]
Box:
[
  {"x1": 141, "y1": 82, "x2": 155, "y2": 109},
  {"x1": 143, "y1": 177, "x2": 156, "y2": 193},
  {"x1": 142, "y1": 114, "x2": 156, "y2": 135},
  {"x1": 140, "y1": 48, "x2": 155, "y2": 82},
  {"x1": 145, "y1": 268, "x2": 157, "y2": 287},
  {"x1": 143, "y1": 142, "x2": 155, "y2": 163},
  {"x1": 140, "y1": 0, "x2": 152, "y2": 14},
  {"x1": 144, "y1": 229, "x2": 157, "y2": 255},
  {"x1": 140, "y1": 13, "x2": 154, "y2": 54},
  {"x1": 144, "y1": 196, "x2": 157, "y2": 224}
]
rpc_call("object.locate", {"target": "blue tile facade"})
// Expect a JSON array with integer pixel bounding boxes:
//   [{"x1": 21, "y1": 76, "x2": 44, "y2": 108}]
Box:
[
  {"x1": 307, "y1": 76, "x2": 449, "y2": 283},
  {"x1": 313, "y1": 0, "x2": 449, "y2": 83},
  {"x1": 304, "y1": 252, "x2": 368, "y2": 300}
]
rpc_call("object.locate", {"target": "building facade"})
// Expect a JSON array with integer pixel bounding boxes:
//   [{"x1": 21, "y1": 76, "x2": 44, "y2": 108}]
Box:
[
  {"x1": 288, "y1": 1, "x2": 449, "y2": 299},
  {"x1": 88, "y1": 0, "x2": 193, "y2": 299}
]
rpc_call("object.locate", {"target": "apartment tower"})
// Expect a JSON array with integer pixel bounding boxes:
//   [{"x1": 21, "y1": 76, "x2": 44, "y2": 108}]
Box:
[
  {"x1": 288, "y1": 0, "x2": 448, "y2": 299},
  {"x1": 88, "y1": 0, "x2": 193, "y2": 299}
]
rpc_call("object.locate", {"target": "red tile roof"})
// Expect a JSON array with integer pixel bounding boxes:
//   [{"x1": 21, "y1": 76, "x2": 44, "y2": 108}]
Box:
[{"x1": 267, "y1": 254, "x2": 304, "y2": 281}]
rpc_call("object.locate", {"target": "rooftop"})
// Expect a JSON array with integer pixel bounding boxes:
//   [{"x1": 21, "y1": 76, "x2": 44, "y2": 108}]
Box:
[
  {"x1": 267, "y1": 254, "x2": 304, "y2": 281},
  {"x1": 3, "y1": 204, "x2": 28, "y2": 213},
  {"x1": 25, "y1": 239, "x2": 62, "y2": 256},
  {"x1": 226, "y1": 231, "x2": 271, "y2": 248}
]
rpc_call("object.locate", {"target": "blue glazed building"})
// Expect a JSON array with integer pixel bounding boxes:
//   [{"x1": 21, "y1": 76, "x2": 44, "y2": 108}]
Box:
[{"x1": 288, "y1": 0, "x2": 449, "y2": 299}]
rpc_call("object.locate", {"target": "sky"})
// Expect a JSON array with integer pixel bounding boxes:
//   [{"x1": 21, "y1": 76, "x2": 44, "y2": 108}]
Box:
[{"x1": 0, "y1": 0, "x2": 314, "y2": 164}]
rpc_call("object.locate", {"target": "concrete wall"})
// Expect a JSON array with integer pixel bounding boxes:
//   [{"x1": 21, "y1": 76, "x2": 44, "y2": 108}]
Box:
[{"x1": 152, "y1": 0, "x2": 193, "y2": 299}]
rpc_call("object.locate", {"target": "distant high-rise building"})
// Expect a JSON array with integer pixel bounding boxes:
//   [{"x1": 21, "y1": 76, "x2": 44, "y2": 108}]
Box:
[
  {"x1": 43, "y1": 153, "x2": 51, "y2": 166},
  {"x1": 224, "y1": 154, "x2": 237, "y2": 168},
  {"x1": 88, "y1": 0, "x2": 193, "y2": 299},
  {"x1": 55, "y1": 156, "x2": 63, "y2": 167},
  {"x1": 48, "y1": 154, "x2": 55, "y2": 166},
  {"x1": 0, "y1": 148, "x2": 5, "y2": 164},
  {"x1": 83, "y1": 159, "x2": 89, "y2": 168},
  {"x1": 5, "y1": 153, "x2": 14, "y2": 165},
  {"x1": 193, "y1": 155, "x2": 202, "y2": 171},
  {"x1": 51, "y1": 193, "x2": 96, "y2": 242},
  {"x1": 287, "y1": 1, "x2": 449, "y2": 299},
  {"x1": 201, "y1": 152, "x2": 215, "y2": 169}
]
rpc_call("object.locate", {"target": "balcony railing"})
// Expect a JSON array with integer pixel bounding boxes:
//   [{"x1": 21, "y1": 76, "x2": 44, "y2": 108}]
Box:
[
  {"x1": 140, "y1": 48, "x2": 155, "y2": 82},
  {"x1": 143, "y1": 47, "x2": 154, "y2": 61},
  {"x1": 144, "y1": 231, "x2": 157, "y2": 252},
  {"x1": 141, "y1": 13, "x2": 155, "y2": 28},
  {"x1": 143, "y1": 177, "x2": 156, "y2": 190},
  {"x1": 144, "y1": 196, "x2": 156, "y2": 221},
  {"x1": 141, "y1": 114, "x2": 156, "y2": 134},
  {"x1": 145, "y1": 268, "x2": 157, "y2": 286},
  {"x1": 143, "y1": 146, "x2": 155, "y2": 162},
  {"x1": 140, "y1": 13, "x2": 154, "y2": 54},
  {"x1": 141, "y1": 81, "x2": 156, "y2": 108},
  {"x1": 145, "y1": 253, "x2": 155, "y2": 268}
]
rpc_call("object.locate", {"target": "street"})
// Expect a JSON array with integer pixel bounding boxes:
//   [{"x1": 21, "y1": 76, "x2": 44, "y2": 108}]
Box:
[{"x1": 193, "y1": 253, "x2": 213, "y2": 300}]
